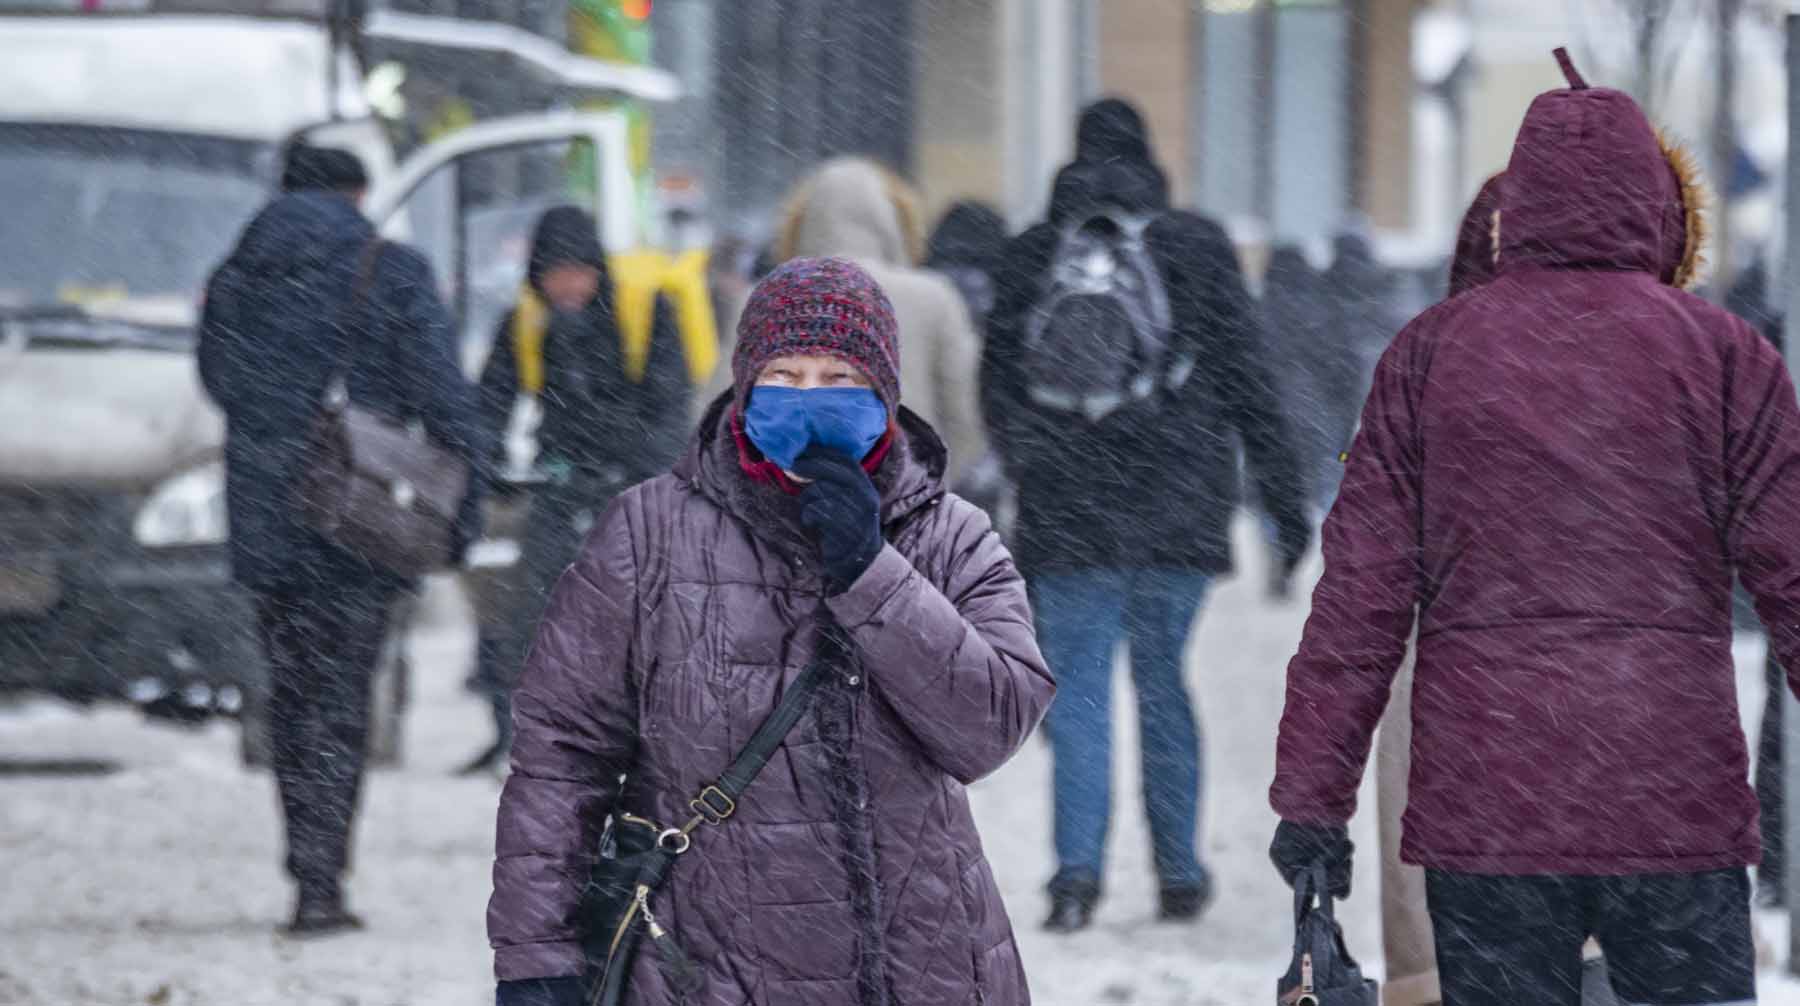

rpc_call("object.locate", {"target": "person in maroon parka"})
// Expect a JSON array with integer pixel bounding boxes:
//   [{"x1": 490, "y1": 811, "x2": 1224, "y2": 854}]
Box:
[{"x1": 1268, "y1": 50, "x2": 1800, "y2": 1005}]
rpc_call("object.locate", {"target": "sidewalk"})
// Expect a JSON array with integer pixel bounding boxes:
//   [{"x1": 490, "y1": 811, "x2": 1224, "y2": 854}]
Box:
[{"x1": 5, "y1": 535, "x2": 1800, "y2": 1004}]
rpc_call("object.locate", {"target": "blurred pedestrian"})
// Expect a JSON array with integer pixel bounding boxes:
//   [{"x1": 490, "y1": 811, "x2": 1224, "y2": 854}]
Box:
[
  {"x1": 1261, "y1": 244, "x2": 1349, "y2": 516},
  {"x1": 487, "y1": 257, "x2": 1053, "y2": 1006},
  {"x1": 1317, "y1": 228, "x2": 1402, "y2": 488},
  {"x1": 984, "y1": 97, "x2": 1311, "y2": 932},
  {"x1": 926, "y1": 199, "x2": 1010, "y2": 327},
  {"x1": 709, "y1": 158, "x2": 989, "y2": 485},
  {"x1": 925, "y1": 199, "x2": 1012, "y2": 516},
  {"x1": 198, "y1": 144, "x2": 485, "y2": 935},
  {"x1": 461, "y1": 205, "x2": 690, "y2": 774},
  {"x1": 1270, "y1": 51, "x2": 1792, "y2": 1005}
]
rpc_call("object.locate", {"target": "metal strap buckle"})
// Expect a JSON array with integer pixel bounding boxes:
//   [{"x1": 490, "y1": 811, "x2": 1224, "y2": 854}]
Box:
[{"x1": 689, "y1": 785, "x2": 736, "y2": 825}]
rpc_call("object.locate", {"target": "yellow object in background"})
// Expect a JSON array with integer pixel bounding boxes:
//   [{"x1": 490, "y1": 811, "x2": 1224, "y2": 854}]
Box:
[{"x1": 510, "y1": 249, "x2": 718, "y2": 391}]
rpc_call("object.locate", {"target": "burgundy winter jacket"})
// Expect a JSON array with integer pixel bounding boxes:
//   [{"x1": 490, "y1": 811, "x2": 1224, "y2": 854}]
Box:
[
  {"x1": 488, "y1": 399, "x2": 1053, "y2": 1004},
  {"x1": 1271, "y1": 72, "x2": 1800, "y2": 874}
]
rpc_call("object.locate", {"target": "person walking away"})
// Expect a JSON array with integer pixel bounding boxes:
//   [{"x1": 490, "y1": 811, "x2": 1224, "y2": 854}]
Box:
[
  {"x1": 487, "y1": 256, "x2": 1054, "y2": 1006},
  {"x1": 984, "y1": 97, "x2": 1312, "y2": 931},
  {"x1": 460, "y1": 205, "x2": 692, "y2": 774},
  {"x1": 198, "y1": 144, "x2": 486, "y2": 934},
  {"x1": 1269, "y1": 51, "x2": 1793, "y2": 1005},
  {"x1": 925, "y1": 199, "x2": 1012, "y2": 517}
]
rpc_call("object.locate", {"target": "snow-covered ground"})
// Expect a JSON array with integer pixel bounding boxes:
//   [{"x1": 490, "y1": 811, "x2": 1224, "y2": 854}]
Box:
[{"x1": 6, "y1": 528, "x2": 1800, "y2": 1005}]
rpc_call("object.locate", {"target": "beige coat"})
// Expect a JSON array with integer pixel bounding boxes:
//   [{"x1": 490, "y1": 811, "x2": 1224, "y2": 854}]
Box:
[{"x1": 706, "y1": 158, "x2": 988, "y2": 483}]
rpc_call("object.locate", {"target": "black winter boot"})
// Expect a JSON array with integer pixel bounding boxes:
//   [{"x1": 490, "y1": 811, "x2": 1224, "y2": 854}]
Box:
[
  {"x1": 285, "y1": 879, "x2": 364, "y2": 937},
  {"x1": 1043, "y1": 871, "x2": 1100, "y2": 933}
]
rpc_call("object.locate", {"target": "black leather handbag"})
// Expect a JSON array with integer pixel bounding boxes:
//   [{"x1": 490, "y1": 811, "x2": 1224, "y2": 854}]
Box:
[
  {"x1": 297, "y1": 241, "x2": 470, "y2": 580},
  {"x1": 1278, "y1": 864, "x2": 1379, "y2": 1005}
]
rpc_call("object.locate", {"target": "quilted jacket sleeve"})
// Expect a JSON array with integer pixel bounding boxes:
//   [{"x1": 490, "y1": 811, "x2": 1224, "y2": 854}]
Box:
[
  {"x1": 488, "y1": 497, "x2": 643, "y2": 981},
  {"x1": 1270, "y1": 316, "x2": 1431, "y2": 826},
  {"x1": 826, "y1": 499, "x2": 1054, "y2": 784}
]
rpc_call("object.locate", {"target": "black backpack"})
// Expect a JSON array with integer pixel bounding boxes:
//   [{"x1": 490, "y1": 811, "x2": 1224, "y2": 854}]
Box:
[
  {"x1": 1278, "y1": 865, "x2": 1379, "y2": 1005},
  {"x1": 1023, "y1": 207, "x2": 1184, "y2": 422}
]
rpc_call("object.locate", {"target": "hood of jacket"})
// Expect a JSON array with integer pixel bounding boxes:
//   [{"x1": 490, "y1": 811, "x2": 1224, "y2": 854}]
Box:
[
  {"x1": 925, "y1": 200, "x2": 1009, "y2": 272},
  {"x1": 1500, "y1": 50, "x2": 1705, "y2": 289},
  {"x1": 1449, "y1": 173, "x2": 1505, "y2": 297},
  {"x1": 777, "y1": 158, "x2": 923, "y2": 267},
  {"x1": 1049, "y1": 99, "x2": 1171, "y2": 225},
  {"x1": 1076, "y1": 97, "x2": 1154, "y2": 164},
  {"x1": 227, "y1": 191, "x2": 370, "y2": 275},
  {"x1": 527, "y1": 205, "x2": 609, "y2": 295}
]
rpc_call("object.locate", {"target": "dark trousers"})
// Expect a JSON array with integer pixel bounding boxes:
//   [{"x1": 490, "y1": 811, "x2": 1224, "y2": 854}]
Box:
[
  {"x1": 1425, "y1": 870, "x2": 1755, "y2": 1006},
  {"x1": 479, "y1": 483, "x2": 600, "y2": 743},
  {"x1": 255, "y1": 576, "x2": 396, "y2": 886}
]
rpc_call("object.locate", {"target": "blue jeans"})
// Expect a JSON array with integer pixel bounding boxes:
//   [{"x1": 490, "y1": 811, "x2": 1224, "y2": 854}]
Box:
[{"x1": 1034, "y1": 569, "x2": 1212, "y2": 892}]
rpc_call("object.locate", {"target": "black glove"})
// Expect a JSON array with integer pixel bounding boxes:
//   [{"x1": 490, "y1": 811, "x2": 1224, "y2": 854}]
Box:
[
  {"x1": 791, "y1": 446, "x2": 884, "y2": 594},
  {"x1": 1269, "y1": 820, "x2": 1353, "y2": 899},
  {"x1": 495, "y1": 977, "x2": 584, "y2": 1006}
]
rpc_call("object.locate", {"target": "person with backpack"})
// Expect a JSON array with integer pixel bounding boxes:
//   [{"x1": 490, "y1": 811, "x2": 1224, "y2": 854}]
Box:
[
  {"x1": 198, "y1": 145, "x2": 485, "y2": 935},
  {"x1": 1269, "y1": 52, "x2": 1800, "y2": 1004},
  {"x1": 487, "y1": 256, "x2": 1053, "y2": 1006},
  {"x1": 983, "y1": 98, "x2": 1311, "y2": 931},
  {"x1": 458, "y1": 205, "x2": 691, "y2": 774}
]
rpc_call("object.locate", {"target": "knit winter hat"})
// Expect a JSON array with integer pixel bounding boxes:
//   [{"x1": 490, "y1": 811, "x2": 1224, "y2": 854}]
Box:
[{"x1": 732, "y1": 256, "x2": 901, "y2": 410}]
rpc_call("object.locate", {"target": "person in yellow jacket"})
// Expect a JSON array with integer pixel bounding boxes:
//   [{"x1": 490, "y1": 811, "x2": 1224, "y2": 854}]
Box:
[{"x1": 460, "y1": 205, "x2": 704, "y2": 773}]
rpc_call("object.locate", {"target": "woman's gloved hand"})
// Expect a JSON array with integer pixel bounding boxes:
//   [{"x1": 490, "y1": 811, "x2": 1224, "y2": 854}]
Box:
[
  {"x1": 1269, "y1": 819, "x2": 1354, "y2": 899},
  {"x1": 791, "y1": 446, "x2": 883, "y2": 595},
  {"x1": 495, "y1": 976, "x2": 584, "y2": 1006}
]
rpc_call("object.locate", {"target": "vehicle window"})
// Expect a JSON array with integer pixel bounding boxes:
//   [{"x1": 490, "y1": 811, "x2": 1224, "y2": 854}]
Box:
[{"x1": 0, "y1": 124, "x2": 267, "y2": 316}]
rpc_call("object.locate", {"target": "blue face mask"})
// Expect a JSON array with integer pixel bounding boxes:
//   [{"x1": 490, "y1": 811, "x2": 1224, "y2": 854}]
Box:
[{"x1": 743, "y1": 386, "x2": 889, "y2": 472}]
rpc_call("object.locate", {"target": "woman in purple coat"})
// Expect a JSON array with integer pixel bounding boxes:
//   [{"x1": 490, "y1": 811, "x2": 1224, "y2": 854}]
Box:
[{"x1": 488, "y1": 257, "x2": 1054, "y2": 1006}]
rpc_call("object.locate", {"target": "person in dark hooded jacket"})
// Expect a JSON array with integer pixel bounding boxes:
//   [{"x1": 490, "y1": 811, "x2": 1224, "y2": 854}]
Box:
[
  {"x1": 983, "y1": 98, "x2": 1311, "y2": 931},
  {"x1": 926, "y1": 200, "x2": 1010, "y2": 327},
  {"x1": 198, "y1": 149, "x2": 485, "y2": 934},
  {"x1": 488, "y1": 256, "x2": 1052, "y2": 1006},
  {"x1": 461, "y1": 205, "x2": 689, "y2": 772},
  {"x1": 1260, "y1": 245, "x2": 1354, "y2": 515},
  {"x1": 1269, "y1": 52, "x2": 1800, "y2": 1004}
]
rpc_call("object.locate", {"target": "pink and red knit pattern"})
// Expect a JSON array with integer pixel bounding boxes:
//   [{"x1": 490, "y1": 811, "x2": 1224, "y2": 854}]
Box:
[{"x1": 732, "y1": 257, "x2": 901, "y2": 407}]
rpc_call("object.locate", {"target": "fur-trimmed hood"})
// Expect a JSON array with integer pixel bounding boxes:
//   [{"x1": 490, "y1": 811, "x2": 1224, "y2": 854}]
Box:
[{"x1": 1499, "y1": 49, "x2": 1707, "y2": 291}]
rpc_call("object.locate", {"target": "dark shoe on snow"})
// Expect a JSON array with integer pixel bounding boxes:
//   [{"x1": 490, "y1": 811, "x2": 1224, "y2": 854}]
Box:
[
  {"x1": 285, "y1": 884, "x2": 364, "y2": 937},
  {"x1": 1043, "y1": 872, "x2": 1100, "y2": 933},
  {"x1": 1158, "y1": 875, "x2": 1214, "y2": 922}
]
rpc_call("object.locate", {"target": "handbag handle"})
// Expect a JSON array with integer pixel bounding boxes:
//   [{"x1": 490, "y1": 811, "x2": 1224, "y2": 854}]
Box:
[{"x1": 1292, "y1": 861, "x2": 1336, "y2": 927}]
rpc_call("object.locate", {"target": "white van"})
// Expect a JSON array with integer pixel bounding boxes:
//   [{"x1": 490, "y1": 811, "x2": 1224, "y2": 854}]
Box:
[{"x1": 0, "y1": 5, "x2": 670, "y2": 755}]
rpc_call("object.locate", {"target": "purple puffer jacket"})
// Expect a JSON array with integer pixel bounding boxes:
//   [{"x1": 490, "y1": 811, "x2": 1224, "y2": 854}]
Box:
[
  {"x1": 489, "y1": 401, "x2": 1053, "y2": 1005},
  {"x1": 1272, "y1": 67, "x2": 1800, "y2": 874}
]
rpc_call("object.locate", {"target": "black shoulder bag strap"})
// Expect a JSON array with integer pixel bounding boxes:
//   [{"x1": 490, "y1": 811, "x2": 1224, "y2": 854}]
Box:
[
  {"x1": 591, "y1": 618, "x2": 839, "y2": 1006},
  {"x1": 676, "y1": 631, "x2": 835, "y2": 836},
  {"x1": 325, "y1": 239, "x2": 387, "y2": 403}
]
